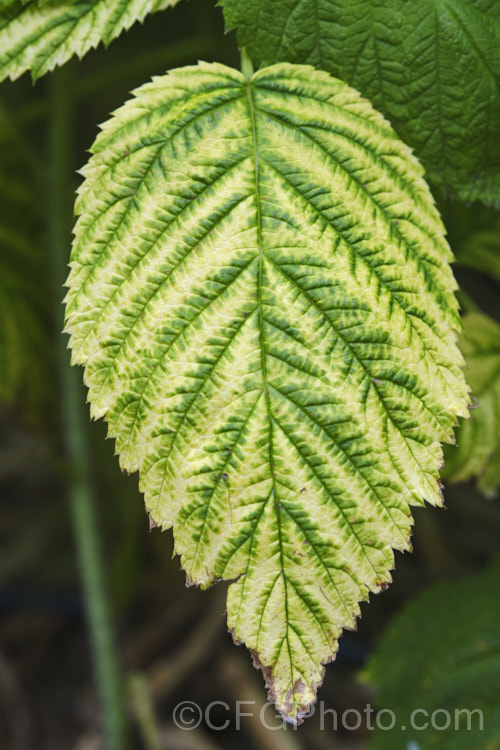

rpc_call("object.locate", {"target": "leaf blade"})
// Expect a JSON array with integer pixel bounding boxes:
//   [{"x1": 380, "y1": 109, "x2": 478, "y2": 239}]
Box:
[
  {"x1": 221, "y1": 0, "x2": 500, "y2": 205},
  {"x1": 443, "y1": 312, "x2": 500, "y2": 498},
  {"x1": 366, "y1": 558, "x2": 500, "y2": 749},
  {"x1": 0, "y1": 0, "x2": 181, "y2": 81},
  {"x1": 65, "y1": 61, "x2": 469, "y2": 719}
]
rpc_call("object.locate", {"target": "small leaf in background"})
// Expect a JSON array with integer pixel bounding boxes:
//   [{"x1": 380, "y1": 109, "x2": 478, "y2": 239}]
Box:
[
  {"x1": 443, "y1": 313, "x2": 500, "y2": 498},
  {"x1": 365, "y1": 558, "x2": 500, "y2": 749},
  {"x1": 221, "y1": 0, "x2": 500, "y2": 206},
  {"x1": 0, "y1": 0, "x2": 182, "y2": 82},
  {"x1": 65, "y1": 62, "x2": 469, "y2": 720}
]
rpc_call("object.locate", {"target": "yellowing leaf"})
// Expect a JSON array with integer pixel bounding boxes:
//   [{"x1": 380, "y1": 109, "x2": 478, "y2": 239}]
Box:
[
  {"x1": 0, "y1": 0, "x2": 181, "y2": 81},
  {"x1": 65, "y1": 62, "x2": 469, "y2": 720}
]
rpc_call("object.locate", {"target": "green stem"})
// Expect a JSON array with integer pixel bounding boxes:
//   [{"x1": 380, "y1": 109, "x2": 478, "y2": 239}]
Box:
[
  {"x1": 47, "y1": 64, "x2": 129, "y2": 750},
  {"x1": 240, "y1": 47, "x2": 254, "y2": 79},
  {"x1": 129, "y1": 674, "x2": 162, "y2": 750}
]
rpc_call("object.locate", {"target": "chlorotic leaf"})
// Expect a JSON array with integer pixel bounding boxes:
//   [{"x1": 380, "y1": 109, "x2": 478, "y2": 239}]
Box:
[
  {"x1": 0, "y1": 0, "x2": 182, "y2": 82},
  {"x1": 0, "y1": 103, "x2": 48, "y2": 412},
  {"x1": 65, "y1": 62, "x2": 469, "y2": 720},
  {"x1": 365, "y1": 558, "x2": 500, "y2": 749},
  {"x1": 221, "y1": 0, "x2": 500, "y2": 206},
  {"x1": 443, "y1": 313, "x2": 500, "y2": 498}
]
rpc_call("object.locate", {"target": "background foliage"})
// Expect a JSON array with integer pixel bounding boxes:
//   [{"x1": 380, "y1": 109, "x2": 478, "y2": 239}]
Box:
[
  {"x1": 222, "y1": 0, "x2": 500, "y2": 205},
  {"x1": 366, "y1": 558, "x2": 500, "y2": 750}
]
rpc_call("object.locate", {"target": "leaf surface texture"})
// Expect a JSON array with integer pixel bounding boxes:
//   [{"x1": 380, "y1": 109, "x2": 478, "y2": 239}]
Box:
[
  {"x1": 0, "y1": 0, "x2": 181, "y2": 81},
  {"x1": 65, "y1": 62, "x2": 468, "y2": 719},
  {"x1": 221, "y1": 0, "x2": 500, "y2": 204}
]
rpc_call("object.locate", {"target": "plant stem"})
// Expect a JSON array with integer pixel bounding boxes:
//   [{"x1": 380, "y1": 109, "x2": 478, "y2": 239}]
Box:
[
  {"x1": 240, "y1": 47, "x2": 254, "y2": 79},
  {"x1": 47, "y1": 64, "x2": 129, "y2": 750},
  {"x1": 129, "y1": 674, "x2": 162, "y2": 750}
]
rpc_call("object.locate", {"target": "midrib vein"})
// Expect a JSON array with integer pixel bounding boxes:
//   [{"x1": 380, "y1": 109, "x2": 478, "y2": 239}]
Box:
[{"x1": 245, "y1": 78, "x2": 296, "y2": 693}]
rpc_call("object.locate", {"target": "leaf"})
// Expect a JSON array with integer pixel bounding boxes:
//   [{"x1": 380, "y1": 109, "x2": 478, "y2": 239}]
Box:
[
  {"x1": 443, "y1": 313, "x2": 500, "y2": 498},
  {"x1": 0, "y1": 0, "x2": 182, "y2": 82},
  {"x1": 365, "y1": 558, "x2": 500, "y2": 749},
  {"x1": 65, "y1": 61, "x2": 469, "y2": 720},
  {"x1": 221, "y1": 0, "x2": 500, "y2": 206},
  {"x1": 438, "y1": 198, "x2": 500, "y2": 282},
  {"x1": 454, "y1": 217, "x2": 500, "y2": 284},
  {"x1": 0, "y1": 103, "x2": 48, "y2": 412}
]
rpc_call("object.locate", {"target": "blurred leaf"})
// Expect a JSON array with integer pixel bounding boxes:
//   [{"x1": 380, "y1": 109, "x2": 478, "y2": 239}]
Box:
[
  {"x1": 221, "y1": 0, "x2": 500, "y2": 206},
  {"x1": 454, "y1": 214, "x2": 500, "y2": 284},
  {"x1": 443, "y1": 312, "x2": 500, "y2": 498},
  {"x1": 365, "y1": 558, "x2": 500, "y2": 750},
  {"x1": 65, "y1": 61, "x2": 469, "y2": 720},
  {"x1": 0, "y1": 0, "x2": 182, "y2": 82},
  {"x1": 0, "y1": 104, "x2": 49, "y2": 415}
]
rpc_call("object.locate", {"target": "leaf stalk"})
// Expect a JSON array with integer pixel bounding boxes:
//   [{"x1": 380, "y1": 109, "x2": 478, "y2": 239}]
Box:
[{"x1": 240, "y1": 47, "x2": 254, "y2": 79}]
